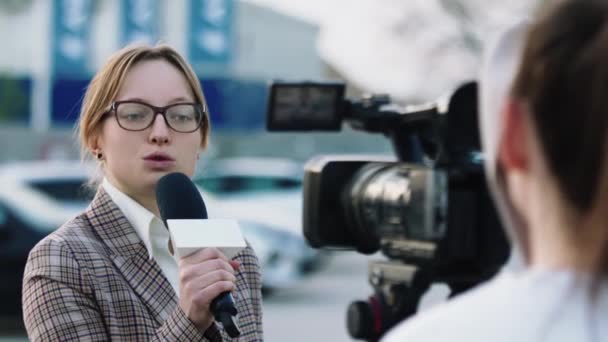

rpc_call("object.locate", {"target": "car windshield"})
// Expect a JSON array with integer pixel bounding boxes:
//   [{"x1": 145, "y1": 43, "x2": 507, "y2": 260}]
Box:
[{"x1": 28, "y1": 179, "x2": 93, "y2": 207}]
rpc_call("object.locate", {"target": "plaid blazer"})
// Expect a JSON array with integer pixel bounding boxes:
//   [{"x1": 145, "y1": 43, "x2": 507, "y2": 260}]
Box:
[{"x1": 22, "y1": 188, "x2": 264, "y2": 341}]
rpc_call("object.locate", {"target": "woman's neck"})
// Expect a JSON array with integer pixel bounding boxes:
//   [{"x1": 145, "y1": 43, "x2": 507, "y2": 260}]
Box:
[
  {"x1": 527, "y1": 194, "x2": 607, "y2": 273},
  {"x1": 105, "y1": 176, "x2": 161, "y2": 217},
  {"x1": 508, "y1": 167, "x2": 607, "y2": 273}
]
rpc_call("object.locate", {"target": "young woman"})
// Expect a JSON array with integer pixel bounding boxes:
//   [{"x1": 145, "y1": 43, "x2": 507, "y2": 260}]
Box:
[
  {"x1": 384, "y1": 1, "x2": 608, "y2": 341},
  {"x1": 22, "y1": 45, "x2": 263, "y2": 341}
]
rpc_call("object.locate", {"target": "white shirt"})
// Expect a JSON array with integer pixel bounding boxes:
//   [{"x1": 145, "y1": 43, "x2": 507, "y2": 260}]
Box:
[
  {"x1": 102, "y1": 178, "x2": 180, "y2": 296},
  {"x1": 382, "y1": 268, "x2": 608, "y2": 342}
]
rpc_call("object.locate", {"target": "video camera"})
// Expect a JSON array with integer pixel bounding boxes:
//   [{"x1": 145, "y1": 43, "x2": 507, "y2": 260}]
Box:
[{"x1": 266, "y1": 81, "x2": 509, "y2": 341}]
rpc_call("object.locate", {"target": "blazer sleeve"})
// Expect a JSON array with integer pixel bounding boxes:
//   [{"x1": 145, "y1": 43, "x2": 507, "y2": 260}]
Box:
[
  {"x1": 22, "y1": 236, "x2": 220, "y2": 341},
  {"x1": 22, "y1": 237, "x2": 108, "y2": 341},
  {"x1": 239, "y1": 245, "x2": 264, "y2": 340}
]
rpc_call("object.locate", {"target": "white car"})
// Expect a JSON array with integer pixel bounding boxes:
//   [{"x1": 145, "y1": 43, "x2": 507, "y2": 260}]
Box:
[
  {"x1": 0, "y1": 159, "x2": 324, "y2": 310},
  {"x1": 194, "y1": 157, "x2": 327, "y2": 287},
  {"x1": 0, "y1": 160, "x2": 97, "y2": 315},
  {"x1": 194, "y1": 157, "x2": 305, "y2": 236}
]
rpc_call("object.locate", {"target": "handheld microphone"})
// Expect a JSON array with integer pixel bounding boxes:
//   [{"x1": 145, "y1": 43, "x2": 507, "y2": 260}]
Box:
[{"x1": 156, "y1": 172, "x2": 241, "y2": 338}]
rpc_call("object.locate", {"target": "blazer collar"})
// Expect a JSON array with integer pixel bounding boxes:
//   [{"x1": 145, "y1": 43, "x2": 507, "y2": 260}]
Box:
[
  {"x1": 85, "y1": 187, "x2": 144, "y2": 257},
  {"x1": 85, "y1": 187, "x2": 178, "y2": 324}
]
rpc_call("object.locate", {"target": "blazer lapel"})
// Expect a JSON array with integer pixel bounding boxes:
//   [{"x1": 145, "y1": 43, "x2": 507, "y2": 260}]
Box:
[{"x1": 85, "y1": 188, "x2": 178, "y2": 325}]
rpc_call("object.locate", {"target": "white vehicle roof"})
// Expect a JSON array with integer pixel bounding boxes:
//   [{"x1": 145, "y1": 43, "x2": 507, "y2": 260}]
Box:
[
  {"x1": 0, "y1": 160, "x2": 96, "y2": 182},
  {"x1": 0, "y1": 160, "x2": 94, "y2": 232}
]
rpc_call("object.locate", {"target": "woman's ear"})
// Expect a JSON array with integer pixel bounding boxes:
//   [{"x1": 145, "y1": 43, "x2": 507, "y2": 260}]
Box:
[
  {"x1": 498, "y1": 98, "x2": 529, "y2": 173},
  {"x1": 88, "y1": 133, "x2": 103, "y2": 157}
]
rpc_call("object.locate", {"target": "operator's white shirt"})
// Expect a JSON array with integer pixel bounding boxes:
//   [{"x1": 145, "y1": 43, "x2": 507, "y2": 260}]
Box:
[{"x1": 383, "y1": 268, "x2": 608, "y2": 342}]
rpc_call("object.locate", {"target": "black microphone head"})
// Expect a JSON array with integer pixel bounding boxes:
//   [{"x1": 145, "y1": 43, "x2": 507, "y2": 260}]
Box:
[{"x1": 156, "y1": 172, "x2": 208, "y2": 224}]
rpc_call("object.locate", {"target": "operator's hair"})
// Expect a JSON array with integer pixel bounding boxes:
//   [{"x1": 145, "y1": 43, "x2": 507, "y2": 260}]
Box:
[
  {"x1": 76, "y1": 44, "x2": 210, "y2": 161},
  {"x1": 511, "y1": 0, "x2": 608, "y2": 277}
]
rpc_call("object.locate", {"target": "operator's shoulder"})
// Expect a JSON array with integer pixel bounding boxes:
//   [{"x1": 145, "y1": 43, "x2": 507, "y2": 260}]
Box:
[{"x1": 382, "y1": 274, "x2": 527, "y2": 342}]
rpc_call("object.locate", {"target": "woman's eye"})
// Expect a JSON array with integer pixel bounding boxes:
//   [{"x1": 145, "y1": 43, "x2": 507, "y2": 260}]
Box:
[
  {"x1": 171, "y1": 114, "x2": 193, "y2": 122},
  {"x1": 125, "y1": 113, "x2": 145, "y2": 121}
]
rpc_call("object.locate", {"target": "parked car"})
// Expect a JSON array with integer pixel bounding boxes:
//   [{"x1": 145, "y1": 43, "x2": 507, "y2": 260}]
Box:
[
  {"x1": 194, "y1": 157, "x2": 328, "y2": 287},
  {"x1": 194, "y1": 157, "x2": 305, "y2": 236},
  {"x1": 0, "y1": 161, "x2": 95, "y2": 315},
  {"x1": 0, "y1": 158, "x2": 324, "y2": 315}
]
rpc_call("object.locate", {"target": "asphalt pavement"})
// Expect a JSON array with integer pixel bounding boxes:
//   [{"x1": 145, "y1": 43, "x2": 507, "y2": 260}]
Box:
[{"x1": 263, "y1": 252, "x2": 373, "y2": 341}]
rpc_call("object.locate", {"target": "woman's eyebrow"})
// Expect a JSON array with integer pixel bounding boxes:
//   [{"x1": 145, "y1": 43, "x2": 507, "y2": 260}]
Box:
[
  {"x1": 167, "y1": 96, "x2": 193, "y2": 104},
  {"x1": 117, "y1": 96, "x2": 194, "y2": 104}
]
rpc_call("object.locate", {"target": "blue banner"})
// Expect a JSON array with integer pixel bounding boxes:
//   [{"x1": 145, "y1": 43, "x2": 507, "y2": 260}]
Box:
[
  {"x1": 52, "y1": 0, "x2": 94, "y2": 77},
  {"x1": 51, "y1": 78, "x2": 89, "y2": 126},
  {"x1": 188, "y1": 0, "x2": 234, "y2": 65},
  {"x1": 201, "y1": 78, "x2": 266, "y2": 131},
  {"x1": 121, "y1": 0, "x2": 161, "y2": 47}
]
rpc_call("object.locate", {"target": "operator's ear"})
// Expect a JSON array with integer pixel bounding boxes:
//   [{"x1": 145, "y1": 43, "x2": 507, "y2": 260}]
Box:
[{"x1": 498, "y1": 98, "x2": 529, "y2": 172}]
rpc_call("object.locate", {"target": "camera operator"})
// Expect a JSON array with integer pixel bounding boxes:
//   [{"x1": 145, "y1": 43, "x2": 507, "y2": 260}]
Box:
[{"x1": 383, "y1": 1, "x2": 608, "y2": 341}]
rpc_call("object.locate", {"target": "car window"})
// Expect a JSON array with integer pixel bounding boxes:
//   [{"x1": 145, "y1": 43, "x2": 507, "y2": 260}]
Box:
[
  {"x1": 28, "y1": 179, "x2": 93, "y2": 204},
  {"x1": 196, "y1": 176, "x2": 301, "y2": 194}
]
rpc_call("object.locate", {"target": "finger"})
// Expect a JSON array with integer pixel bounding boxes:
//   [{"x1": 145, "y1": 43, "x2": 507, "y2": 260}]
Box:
[
  {"x1": 197, "y1": 269, "x2": 237, "y2": 288},
  {"x1": 191, "y1": 281, "x2": 237, "y2": 309},
  {"x1": 180, "y1": 258, "x2": 236, "y2": 283},
  {"x1": 229, "y1": 260, "x2": 240, "y2": 271},
  {"x1": 180, "y1": 248, "x2": 229, "y2": 265},
  {"x1": 182, "y1": 269, "x2": 237, "y2": 295},
  {"x1": 181, "y1": 268, "x2": 236, "y2": 295}
]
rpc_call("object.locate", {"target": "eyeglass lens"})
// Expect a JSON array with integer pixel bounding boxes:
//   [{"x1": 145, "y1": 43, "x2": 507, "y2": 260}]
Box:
[{"x1": 115, "y1": 102, "x2": 202, "y2": 132}]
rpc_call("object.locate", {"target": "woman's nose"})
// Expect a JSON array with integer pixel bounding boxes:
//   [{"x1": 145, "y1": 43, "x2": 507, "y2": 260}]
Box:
[{"x1": 149, "y1": 113, "x2": 171, "y2": 145}]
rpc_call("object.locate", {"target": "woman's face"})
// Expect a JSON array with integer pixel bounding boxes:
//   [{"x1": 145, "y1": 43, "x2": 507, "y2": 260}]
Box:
[{"x1": 95, "y1": 59, "x2": 202, "y2": 198}]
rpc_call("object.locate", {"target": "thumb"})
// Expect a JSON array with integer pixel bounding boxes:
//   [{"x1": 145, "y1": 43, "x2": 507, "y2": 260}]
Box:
[{"x1": 229, "y1": 260, "x2": 241, "y2": 271}]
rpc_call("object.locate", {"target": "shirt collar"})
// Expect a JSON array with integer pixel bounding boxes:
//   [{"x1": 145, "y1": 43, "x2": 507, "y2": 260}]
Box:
[{"x1": 102, "y1": 177, "x2": 161, "y2": 259}]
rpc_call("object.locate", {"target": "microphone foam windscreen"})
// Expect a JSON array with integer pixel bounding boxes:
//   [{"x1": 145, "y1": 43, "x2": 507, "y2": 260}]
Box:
[{"x1": 156, "y1": 172, "x2": 208, "y2": 223}]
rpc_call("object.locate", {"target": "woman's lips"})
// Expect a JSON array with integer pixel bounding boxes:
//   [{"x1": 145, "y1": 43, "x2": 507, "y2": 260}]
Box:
[{"x1": 143, "y1": 153, "x2": 176, "y2": 170}]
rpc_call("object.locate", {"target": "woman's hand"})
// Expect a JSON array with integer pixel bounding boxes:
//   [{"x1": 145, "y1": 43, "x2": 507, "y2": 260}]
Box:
[{"x1": 177, "y1": 248, "x2": 241, "y2": 331}]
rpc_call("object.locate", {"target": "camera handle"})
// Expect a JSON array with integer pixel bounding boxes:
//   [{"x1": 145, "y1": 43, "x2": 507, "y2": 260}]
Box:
[
  {"x1": 347, "y1": 261, "x2": 433, "y2": 341},
  {"x1": 390, "y1": 130, "x2": 423, "y2": 163},
  {"x1": 389, "y1": 120, "x2": 441, "y2": 165}
]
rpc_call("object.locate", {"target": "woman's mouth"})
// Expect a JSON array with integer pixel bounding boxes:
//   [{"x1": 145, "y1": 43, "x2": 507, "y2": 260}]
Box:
[{"x1": 143, "y1": 153, "x2": 176, "y2": 170}]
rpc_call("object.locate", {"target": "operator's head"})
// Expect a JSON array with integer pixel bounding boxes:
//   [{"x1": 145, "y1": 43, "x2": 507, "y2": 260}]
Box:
[{"x1": 497, "y1": 0, "x2": 608, "y2": 275}]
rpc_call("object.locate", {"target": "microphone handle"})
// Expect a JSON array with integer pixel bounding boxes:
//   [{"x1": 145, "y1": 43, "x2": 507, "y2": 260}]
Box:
[{"x1": 210, "y1": 292, "x2": 241, "y2": 338}]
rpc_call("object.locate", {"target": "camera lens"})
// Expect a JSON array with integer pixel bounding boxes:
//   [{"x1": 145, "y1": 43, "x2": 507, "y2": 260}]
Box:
[{"x1": 342, "y1": 163, "x2": 447, "y2": 254}]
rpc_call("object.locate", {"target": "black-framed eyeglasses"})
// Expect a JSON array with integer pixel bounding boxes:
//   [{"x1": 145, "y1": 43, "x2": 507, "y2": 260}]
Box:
[{"x1": 107, "y1": 100, "x2": 206, "y2": 133}]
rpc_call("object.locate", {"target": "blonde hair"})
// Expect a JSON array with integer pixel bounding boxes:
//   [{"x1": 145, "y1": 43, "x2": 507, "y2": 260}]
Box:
[{"x1": 77, "y1": 44, "x2": 210, "y2": 161}]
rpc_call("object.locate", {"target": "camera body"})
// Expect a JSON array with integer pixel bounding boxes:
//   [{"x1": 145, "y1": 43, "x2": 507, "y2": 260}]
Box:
[{"x1": 267, "y1": 81, "x2": 509, "y2": 340}]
